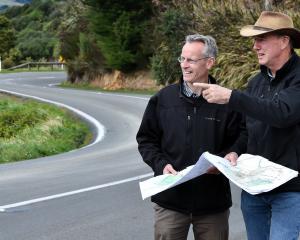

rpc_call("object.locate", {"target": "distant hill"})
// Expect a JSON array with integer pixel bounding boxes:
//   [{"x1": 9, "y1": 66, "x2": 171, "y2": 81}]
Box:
[{"x1": 0, "y1": 0, "x2": 31, "y2": 11}]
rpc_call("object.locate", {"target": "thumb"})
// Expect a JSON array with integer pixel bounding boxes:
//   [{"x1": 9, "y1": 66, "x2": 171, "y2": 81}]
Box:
[
  {"x1": 163, "y1": 164, "x2": 178, "y2": 175},
  {"x1": 224, "y1": 152, "x2": 238, "y2": 166}
]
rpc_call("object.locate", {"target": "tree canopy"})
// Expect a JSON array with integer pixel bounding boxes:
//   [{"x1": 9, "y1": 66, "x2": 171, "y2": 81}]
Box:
[{"x1": 1, "y1": 0, "x2": 300, "y2": 88}]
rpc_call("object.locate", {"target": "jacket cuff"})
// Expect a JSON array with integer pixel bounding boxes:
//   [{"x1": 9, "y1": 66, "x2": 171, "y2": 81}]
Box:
[{"x1": 156, "y1": 159, "x2": 169, "y2": 175}]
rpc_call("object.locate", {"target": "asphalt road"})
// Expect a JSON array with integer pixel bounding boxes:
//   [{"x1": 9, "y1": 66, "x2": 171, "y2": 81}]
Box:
[{"x1": 0, "y1": 72, "x2": 246, "y2": 240}]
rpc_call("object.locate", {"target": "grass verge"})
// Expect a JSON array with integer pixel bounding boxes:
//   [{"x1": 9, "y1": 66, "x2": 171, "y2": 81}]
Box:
[{"x1": 0, "y1": 94, "x2": 92, "y2": 163}]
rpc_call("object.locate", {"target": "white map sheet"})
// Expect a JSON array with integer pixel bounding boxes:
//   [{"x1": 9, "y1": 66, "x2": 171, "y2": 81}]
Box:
[
  {"x1": 139, "y1": 152, "x2": 299, "y2": 199},
  {"x1": 139, "y1": 156, "x2": 212, "y2": 200},
  {"x1": 203, "y1": 152, "x2": 299, "y2": 195}
]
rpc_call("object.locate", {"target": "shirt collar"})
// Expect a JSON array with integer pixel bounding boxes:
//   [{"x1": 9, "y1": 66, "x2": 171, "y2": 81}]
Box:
[
  {"x1": 182, "y1": 81, "x2": 200, "y2": 98},
  {"x1": 267, "y1": 68, "x2": 275, "y2": 82},
  {"x1": 182, "y1": 78, "x2": 211, "y2": 98}
]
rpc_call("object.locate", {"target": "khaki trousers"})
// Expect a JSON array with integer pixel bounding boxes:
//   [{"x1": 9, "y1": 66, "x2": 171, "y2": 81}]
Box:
[{"x1": 154, "y1": 204, "x2": 229, "y2": 240}]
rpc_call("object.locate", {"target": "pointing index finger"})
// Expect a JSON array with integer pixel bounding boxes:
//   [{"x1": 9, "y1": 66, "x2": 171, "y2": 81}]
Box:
[{"x1": 193, "y1": 83, "x2": 211, "y2": 89}]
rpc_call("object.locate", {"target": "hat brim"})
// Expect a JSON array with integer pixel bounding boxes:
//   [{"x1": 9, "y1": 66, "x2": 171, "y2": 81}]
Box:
[
  {"x1": 240, "y1": 25, "x2": 271, "y2": 37},
  {"x1": 240, "y1": 25, "x2": 300, "y2": 48}
]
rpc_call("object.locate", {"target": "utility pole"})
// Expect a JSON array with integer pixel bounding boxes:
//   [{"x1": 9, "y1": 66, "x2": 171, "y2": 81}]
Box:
[{"x1": 0, "y1": 56, "x2": 2, "y2": 72}]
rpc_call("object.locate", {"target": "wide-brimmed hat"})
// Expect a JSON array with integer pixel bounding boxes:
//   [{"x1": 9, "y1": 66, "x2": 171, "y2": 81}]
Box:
[{"x1": 240, "y1": 11, "x2": 300, "y2": 48}]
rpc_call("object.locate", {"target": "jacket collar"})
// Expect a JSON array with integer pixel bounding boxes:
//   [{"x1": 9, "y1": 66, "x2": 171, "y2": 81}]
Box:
[{"x1": 261, "y1": 51, "x2": 299, "y2": 82}]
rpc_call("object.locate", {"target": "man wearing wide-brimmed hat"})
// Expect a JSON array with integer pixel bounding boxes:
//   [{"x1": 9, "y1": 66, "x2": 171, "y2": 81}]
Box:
[{"x1": 193, "y1": 11, "x2": 300, "y2": 240}]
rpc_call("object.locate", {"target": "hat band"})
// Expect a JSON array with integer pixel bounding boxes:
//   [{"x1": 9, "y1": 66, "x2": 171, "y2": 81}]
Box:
[{"x1": 253, "y1": 26, "x2": 274, "y2": 31}]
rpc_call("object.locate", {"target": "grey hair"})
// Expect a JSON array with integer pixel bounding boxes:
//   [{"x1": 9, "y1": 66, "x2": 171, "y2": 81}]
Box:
[{"x1": 185, "y1": 34, "x2": 218, "y2": 58}]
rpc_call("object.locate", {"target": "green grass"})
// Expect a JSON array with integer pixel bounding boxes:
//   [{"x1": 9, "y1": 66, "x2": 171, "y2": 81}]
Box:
[{"x1": 0, "y1": 94, "x2": 92, "y2": 163}]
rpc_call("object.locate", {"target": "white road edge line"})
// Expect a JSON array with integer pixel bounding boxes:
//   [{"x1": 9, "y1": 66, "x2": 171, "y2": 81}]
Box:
[
  {"x1": 0, "y1": 173, "x2": 153, "y2": 212},
  {"x1": 0, "y1": 88, "x2": 105, "y2": 147}
]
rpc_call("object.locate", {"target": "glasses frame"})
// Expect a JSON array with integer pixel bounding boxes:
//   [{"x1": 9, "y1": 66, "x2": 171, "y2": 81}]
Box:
[{"x1": 177, "y1": 56, "x2": 210, "y2": 64}]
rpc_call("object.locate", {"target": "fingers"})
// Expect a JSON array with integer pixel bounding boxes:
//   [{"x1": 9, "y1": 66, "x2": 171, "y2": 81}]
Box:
[
  {"x1": 193, "y1": 82, "x2": 211, "y2": 89},
  {"x1": 193, "y1": 83, "x2": 215, "y2": 101},
  {"x1": 193, "y1": 83, "x2": 213, "y2": 102},
  {"x1": 193, "y1": 83, "x2": 231, "y2": 104},
  {"x1": 163, "y1": 164, "x2": 178, "y2": 175},
  {"x1": 206, "y1": 166, "x2": 220, "y2": 175},
  {"x1": 224, "y1": 152, "x2": 238, "y2": 166}
]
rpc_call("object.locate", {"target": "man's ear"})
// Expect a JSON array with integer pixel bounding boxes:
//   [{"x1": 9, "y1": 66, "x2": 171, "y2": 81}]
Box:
[
  {"x1": 281, "y1": 35, "x2": 291, "y2": 50},
  {"x1": 206, "y1": 57, "x2": 215, "y2": 70}
]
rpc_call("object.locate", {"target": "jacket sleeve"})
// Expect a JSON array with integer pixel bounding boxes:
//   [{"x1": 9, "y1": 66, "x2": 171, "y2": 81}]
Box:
[
  {"x1": 136, "y1": 95, "x2": 169, "y2": 175},
  {"x1": 229, "y1": 80, "x2": 300, "y2": 128}
]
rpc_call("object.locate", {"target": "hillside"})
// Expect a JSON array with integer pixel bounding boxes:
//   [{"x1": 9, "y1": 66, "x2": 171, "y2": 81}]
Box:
[
  {"x1": 1, "y1": 0, "x2": 300, "y2": 90},
  {"x1": 1, "y1": 0, "x2": 65, "y2": 66},
  {"x1": 0, "y1": 0, "x2": 31, "y2": 11}
]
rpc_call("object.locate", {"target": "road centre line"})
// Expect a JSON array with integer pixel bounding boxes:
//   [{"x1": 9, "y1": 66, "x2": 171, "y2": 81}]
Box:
[{"x1": 0, "y1": 173, "x2": 153, "y2": 212}]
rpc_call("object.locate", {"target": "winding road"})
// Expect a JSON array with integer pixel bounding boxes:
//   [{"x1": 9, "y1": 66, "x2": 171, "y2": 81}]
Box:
[{"x1": 0, "y1": 72, "x2": 246, "y2": 240}]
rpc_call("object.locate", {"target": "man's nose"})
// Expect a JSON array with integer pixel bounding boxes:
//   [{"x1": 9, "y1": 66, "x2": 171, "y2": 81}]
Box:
[
  {"x1": 253, "y1": 40, "x2": 260, "y2": 50},
  {"x1": 181, "y1": 60, "x2": 189, "y2": 67}
]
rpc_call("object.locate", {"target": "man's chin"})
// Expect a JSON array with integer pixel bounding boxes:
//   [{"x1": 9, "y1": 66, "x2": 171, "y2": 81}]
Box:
[
  {"x1": 258, "y1": 59, "x2": 266, "y2": 65},
  {"x1": 183, "y1": 78, "x2": 193, "y2": 83}
]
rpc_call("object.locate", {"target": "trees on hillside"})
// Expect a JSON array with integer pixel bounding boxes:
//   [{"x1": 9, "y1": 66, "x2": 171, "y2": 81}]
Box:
[
  {"x1": 58, "y1": 0, "x2": 106, "y2": 83},
  {"x1": 0, "y1": 16, "x2": 15, "y2": 57},
  {"x1": 17, "y1": 30, "x2": 56, "y2": 60},
  {"x1": 58, "y1": 0, "x2": 154, "y2": 82},
  {"x1": 0, "y1": 16, "x2": 17, "y2": 68},
  {"x1": 1, "y1": 0, "x2": 299, "y2": 87},
  {"x1": 2, "y1": 0, "x2": 64, "y2": 67},
  {"x1": 84, "y1": 0, "x2": 153, "y2": 72}
]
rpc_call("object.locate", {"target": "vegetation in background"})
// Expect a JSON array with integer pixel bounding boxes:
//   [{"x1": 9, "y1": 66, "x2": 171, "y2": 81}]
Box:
[
  {"x1": 2, "y1": 0, "x2": 64, "y2": 68},
  {"x1": 84, "y1": 0, "x2": 153, "y2": 72},
  {"x1": 1, "y1": 0, "x2": 300, "y2": 88},
  {"x1": 193, "y1": 0, "x2": 261, "y2": 88},
  {"x1": 0, "y1": 15, "x2": 16, "y2": 68},
  {"x1": 0, "y1": 94, "x2": 91, "y2": 163},
  {"x1": 58, "y1": 0, "x2": 106, "y2": 83},
  {"x1": 150, "y1": 7, "x2": 192, "y2": 85},
  {"x1": 150, "y1": 0, "x2": 300, "y2": 89}
]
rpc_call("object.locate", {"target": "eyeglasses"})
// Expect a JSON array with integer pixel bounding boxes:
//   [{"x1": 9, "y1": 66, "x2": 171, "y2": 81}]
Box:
[{"x1": 177, "y1": 56, "x2": 210, "y2": 64}]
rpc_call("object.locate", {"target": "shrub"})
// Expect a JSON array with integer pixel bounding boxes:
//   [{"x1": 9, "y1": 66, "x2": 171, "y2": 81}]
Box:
[
  {"x1": 85, "y1": 0, "x2": 153, "y2": 72},
  {"x1": 150, "y1": 8, "x2": 193, "y2": 85}
]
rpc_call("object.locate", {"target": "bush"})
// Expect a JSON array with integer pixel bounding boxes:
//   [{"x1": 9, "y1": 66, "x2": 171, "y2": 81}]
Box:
[
  {"x1": 150, "y1": 8, "x2": 193, "y2": 85},
  {"x1": 85, "y1": 0, "x2": 153, "y2": 72},
  {"x1": 0, "y1": 100, "x2": 47, "y2": 138}
]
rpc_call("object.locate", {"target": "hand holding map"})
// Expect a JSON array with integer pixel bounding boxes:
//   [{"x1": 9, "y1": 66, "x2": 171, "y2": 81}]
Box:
[
  {"x1": 139, "y1": 152, "x2": 299, "y2": 199},
  {"x1": 204, "y1": 152, "x2": 299, "y2": 195},
  {"x1": 139, "y1": 156, "x2": 212, "y2": 200}
]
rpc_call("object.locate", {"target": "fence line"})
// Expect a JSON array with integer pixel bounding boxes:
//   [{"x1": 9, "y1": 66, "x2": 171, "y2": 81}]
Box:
[{"x1": 8, "y1": 62, "x2": 64, "y2": 71}]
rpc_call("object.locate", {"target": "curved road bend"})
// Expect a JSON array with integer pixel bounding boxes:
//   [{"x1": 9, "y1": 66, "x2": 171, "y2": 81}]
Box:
[{"x1": 0, "y1": 72, "x2": 246, "y2": 240}]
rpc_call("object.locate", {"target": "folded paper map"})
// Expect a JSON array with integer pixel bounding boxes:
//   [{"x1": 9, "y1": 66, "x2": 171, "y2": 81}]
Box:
[
  {"x1": 203, "y1": 152, "x2": 299, "y2": 195},
  {"x1": 139, "y1": 156, "x2": 212, "y2": 200},
  {"x1": 139, "y1": 152, "x2": 299, "y2": 199}
]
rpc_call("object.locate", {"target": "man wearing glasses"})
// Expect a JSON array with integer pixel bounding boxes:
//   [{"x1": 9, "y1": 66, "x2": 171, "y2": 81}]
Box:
[{"x1": 136, "y1": 34, "x2": 245, "y2": 240}]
